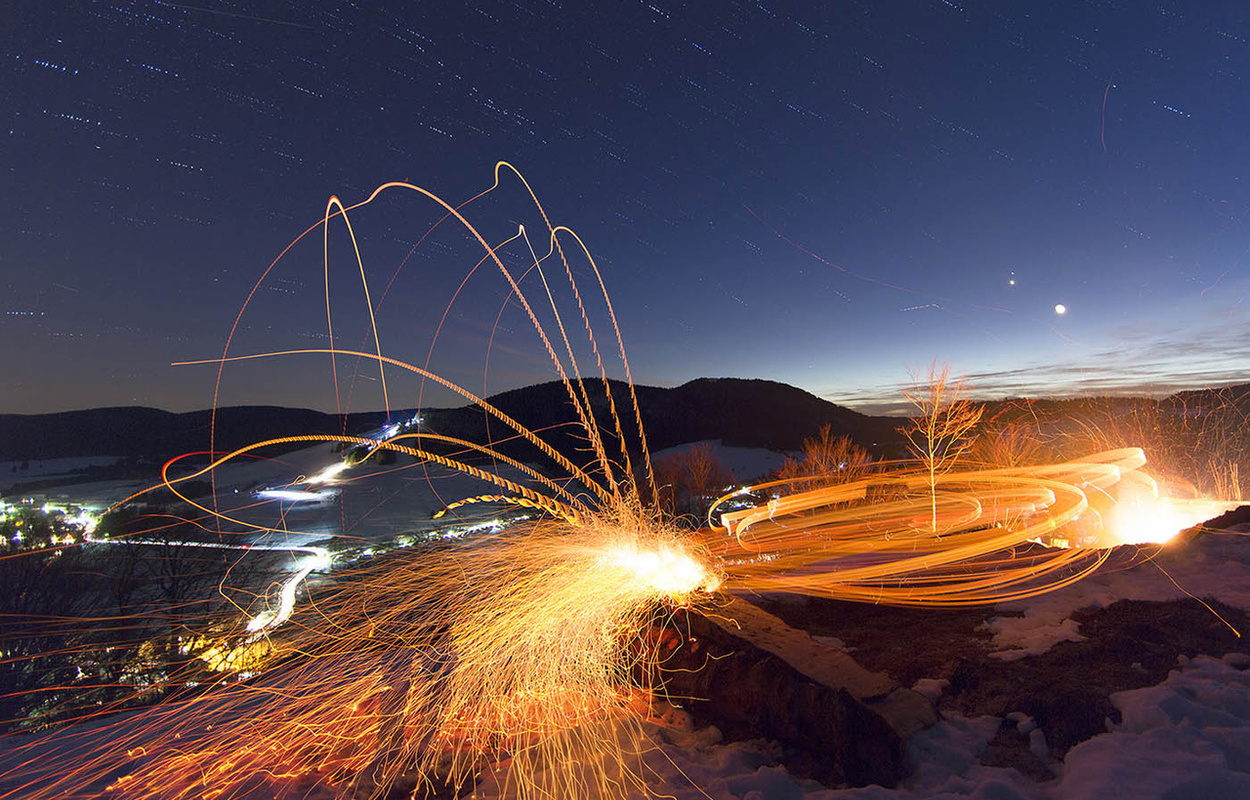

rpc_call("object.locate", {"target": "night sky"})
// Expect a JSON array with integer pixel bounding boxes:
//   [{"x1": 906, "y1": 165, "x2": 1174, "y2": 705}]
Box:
[{"x1": 6, "y1": 1, "x2": 1250, "y2": 416}]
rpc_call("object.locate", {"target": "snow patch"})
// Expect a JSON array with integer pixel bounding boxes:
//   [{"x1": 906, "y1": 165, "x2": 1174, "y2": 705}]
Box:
[
  {"x1": 812, "y1": 634, "x2": 850, "y2": 652},
  {"x1": 912, "y1": 678, "x2": 949, "y2": 704},
  {"x1": 981, "y1": 612, "x2": 1085, "y2": 661}
]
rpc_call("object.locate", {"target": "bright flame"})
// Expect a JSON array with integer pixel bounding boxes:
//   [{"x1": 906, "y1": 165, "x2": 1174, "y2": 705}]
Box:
[
  {"x1": 602, "y1": 541, "x2": 721, "y2": 598},
  {"x1": 1105, "y1": 494, "x2": 1236, "y2": 545}
]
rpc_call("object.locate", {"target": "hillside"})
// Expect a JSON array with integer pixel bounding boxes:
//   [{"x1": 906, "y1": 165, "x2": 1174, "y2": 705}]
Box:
[
  {"x1": 0, "y1": 406, "x2": 393, "y2": 464},
  {"x1": 6, "y1": 379, "x2": 1248, "y2": 469},
  {"x1": 0, "y1": 378, "x2": 900, "y2": 465}
]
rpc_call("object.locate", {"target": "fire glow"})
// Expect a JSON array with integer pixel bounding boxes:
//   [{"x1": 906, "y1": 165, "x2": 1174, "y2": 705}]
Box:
[
  {"x1": 600, "y1": 540, "x2": 722, "y2": 598},
  {"x1": 2, "y1": 166, "x2": 1242, "y2": 800},
  {"x1": 1105, "y1": 492, "x2": 1233, "y2": 546}
]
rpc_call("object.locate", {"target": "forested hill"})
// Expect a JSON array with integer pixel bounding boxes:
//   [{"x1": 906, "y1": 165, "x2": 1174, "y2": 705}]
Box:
[
  {"x1": 0, "y1": 406, "x2": 392, "y2": 463},
  {"x1": 0, "y1": 378, "x2": 902, "y2": 463},
  {"x1": 7, "y1": 379, "x2": 1248, "y2": 465}
]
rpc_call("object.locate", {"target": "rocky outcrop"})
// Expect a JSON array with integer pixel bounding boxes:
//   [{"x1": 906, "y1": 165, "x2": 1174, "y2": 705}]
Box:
[
  {"x1": 649, "y1": 597, "x2": 937, "y2": 788},
  {"x1": 948, "y1": 597, "x2": 1250, "y2": 754},
  {"x1": 755, "y1": 590, "x2": 1250, "y2": 771}
]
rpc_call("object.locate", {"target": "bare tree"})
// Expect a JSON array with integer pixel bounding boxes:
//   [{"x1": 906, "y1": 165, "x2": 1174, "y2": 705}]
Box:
[
  {"x1": 774, "y1": 424, "x2": 873, "y2": 489},
  {"x1": 652, "y1": 442, "x2": 735, "y2": 523},
  {"x1": 904, "y1": 363, "x2": 983, "y2": 536},
  {"x1": 970, "y1": 403, "x2": 1050, "y2": 468},
  {"x1": 0, "y1": 512, "x2": 91, "y2": 729}
]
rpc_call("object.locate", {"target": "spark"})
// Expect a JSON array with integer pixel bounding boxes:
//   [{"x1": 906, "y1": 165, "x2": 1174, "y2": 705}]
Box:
[
  {"x1": 1, "y1": 164, "x2": 1242, "y2": 800},
  {"x1": 254, "y1": 487, "x2": 337, "y2": 502},
  {"x1": 307, "y1": 460, "x2": 350, "y2": 485}
]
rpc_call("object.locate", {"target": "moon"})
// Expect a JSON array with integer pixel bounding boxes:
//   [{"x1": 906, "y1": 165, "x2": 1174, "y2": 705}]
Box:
[{"x1": 1054, "y1": 304, "x2": 1067, "y2": 315}]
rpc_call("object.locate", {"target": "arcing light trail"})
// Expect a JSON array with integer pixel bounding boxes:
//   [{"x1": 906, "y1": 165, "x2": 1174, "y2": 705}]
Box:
[
  {"x1": 90, "y1": 535, "x2": 331, "y2": 633},
  {"x1": 0, "y1": 164, "x2": 1240, "y2": 800},
  {"x1": 705, "y1": 447, "x2": 1236, "y2": 607}
]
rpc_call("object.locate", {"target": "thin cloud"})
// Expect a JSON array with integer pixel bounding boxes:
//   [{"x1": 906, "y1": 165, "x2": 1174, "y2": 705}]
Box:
[{"x1": 828, "y1": 314, "x2": 1250, "y2": 415}]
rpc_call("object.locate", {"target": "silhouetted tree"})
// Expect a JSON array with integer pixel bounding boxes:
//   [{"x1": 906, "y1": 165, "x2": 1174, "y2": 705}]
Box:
[
  {"x1": 653, "y1": 443, "x2": 735, "y2": 524},
  {"x1": 904, "y1": 364, "x2": 983, "y2": 536},
  {"x1": 774, "y1": 424, "x2": 873, "y2": 489}
]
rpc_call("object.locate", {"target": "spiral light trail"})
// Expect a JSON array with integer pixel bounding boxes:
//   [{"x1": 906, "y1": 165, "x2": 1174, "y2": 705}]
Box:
[{"x1": 0, "y1": 166, "x2": 1237, "y2": 800}]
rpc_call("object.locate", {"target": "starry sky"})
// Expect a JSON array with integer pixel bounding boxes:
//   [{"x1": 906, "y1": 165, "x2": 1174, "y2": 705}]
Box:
[{"x1": 5, "y1": 0, "x2": 1250, "y2": 416}]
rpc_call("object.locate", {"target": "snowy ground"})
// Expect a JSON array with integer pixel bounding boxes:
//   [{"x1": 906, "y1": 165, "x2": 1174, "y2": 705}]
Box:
[
  {"x1": 649, "y1": 439, "x2": 788, "y2": 485},
  {"x1": 16, "y1": 442, "x2": 534, "y2": 547},
  {"x1": 5, "y1": 447, "x2": 1250, "y2": 798},
  {"x1": 0, "y1": 456, "x2": 121, "y2": 483},
  {"x1": 642, "y1": 525, "x2": 1250, "y2": 800},
  {"x1": 631, "y1": 648, "x2": 1250, "y2": 800}
]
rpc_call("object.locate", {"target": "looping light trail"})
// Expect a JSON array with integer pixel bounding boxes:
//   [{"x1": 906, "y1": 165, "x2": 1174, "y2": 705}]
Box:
[
  {"x1": 703, "y1": 447, "x2": 1234, "y2": 607},
  {"x1": 1, "y1": 167, "x2": 1240, "y2": 800}
]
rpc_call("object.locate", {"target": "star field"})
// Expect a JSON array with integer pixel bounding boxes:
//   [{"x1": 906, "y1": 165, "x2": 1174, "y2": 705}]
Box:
[{"x1": 4, "y1": 1, "x2": 1250, "y2": 414}]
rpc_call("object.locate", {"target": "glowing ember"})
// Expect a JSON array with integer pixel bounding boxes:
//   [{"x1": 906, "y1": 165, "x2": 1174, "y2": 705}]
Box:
[
  {"x1": 2, "y1": 166, "x2": 1242, "y2": 800},
  {"x1": 601, "y1": 540, "x2": 721, "y2": 598},
  {"x1": 1105, "y1": 493, "x2": 1237, "y2": 546}
]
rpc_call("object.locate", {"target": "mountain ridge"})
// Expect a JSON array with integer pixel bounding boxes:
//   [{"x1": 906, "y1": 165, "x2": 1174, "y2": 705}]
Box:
[
  {"x1": 3, "y1": 378, "x2": 1247, "y2": 465},
  {"x1": 0, "y1": 378, "x2": 895, "y2": 463}
]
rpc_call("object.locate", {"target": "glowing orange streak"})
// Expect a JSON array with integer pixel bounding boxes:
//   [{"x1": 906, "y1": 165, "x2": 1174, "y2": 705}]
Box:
[
  {"x1": 205, "y1": 176, "x2": 498, "y2": 520},
  {"x1": 204, "y1": 164, "x2": 653, "y2": 512},
  {"x1": 387, "y1": 430, "x2": 586, "y2": 512},
  {"x1": 173, "y1": 347, "x2": 611, "y2": 508},
  {"x1": 126, "y1": 434, "x2": 584, "y2": 538},
  {"x1": 481, "y1": 259, "x2": 544, "y2": 487},
  {"x1": 433, "y1": 493, "x2": 570, "y2": 519},
  {"x1": 700, "y1": 452, "x2": 1191, "y2": 607},
  {"x1": 438, "y1": 230, "x2": 526, "y2": 391},
  {"x1": 513, "y1": 225, "x2": 625, "y2": 505},
  {"x1": 318, "y1": 176, "x2": 625, "y2": 514},
  {"x1": 519, "y1": 223, "x2": 637, "y2": 508},
  {"x1": 551, "y1": 224, "x2": 660, "y2": 503},
  {"x1": 414, "y1": 169, "x2": 530, "y2": 411},
  {"x1": 322, "y1": 195, "x2": 344, "y2": 418},
  {"x1": 484, "y1": 165, "x2": 628, "y2": 487},
  {"x1": 473, "y1": 163, "x2": 657, "y2": 504}
]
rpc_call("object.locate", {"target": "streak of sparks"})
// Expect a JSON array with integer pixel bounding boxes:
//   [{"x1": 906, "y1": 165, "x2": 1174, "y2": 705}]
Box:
[{"x1": 0, "y1": 165, "x2": 1240, "y2": 800}]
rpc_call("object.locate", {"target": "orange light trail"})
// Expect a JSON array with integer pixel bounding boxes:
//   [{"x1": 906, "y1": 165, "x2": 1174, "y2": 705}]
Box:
[
  {"x1": 704, "y1": 447, "x2": 1237, "y2": 607},
  {"x1": 0, "y1": 165, "x2": 1240, "y2": 800}
]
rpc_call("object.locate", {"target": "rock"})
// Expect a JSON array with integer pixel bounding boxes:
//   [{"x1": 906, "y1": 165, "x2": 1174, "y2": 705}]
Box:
[
  {"x1": 708, "y1": 596, "x2": 896, "y2": 699},
  {"x1": 949, "y1": 597, "x2": 1250, "y2": 756},
  {"x1": 979, "y1": 718, "x2": 1055, "y2": 782},
  {"x1": 1224, "y1": 652, "x2": 1250, "y2": 669},
  {"x1": 754, "y1": 591, "x2": 1250, "y2": 767},
  {"x1": 648, "y1": 599, "x2": 918, "y2": 788},
  {"x1": 706, "y1": 596, "x2": 939, "y2": 739},
  {"x1": 1199, "y1": 504, "x2": 1250, "y2": 531}
]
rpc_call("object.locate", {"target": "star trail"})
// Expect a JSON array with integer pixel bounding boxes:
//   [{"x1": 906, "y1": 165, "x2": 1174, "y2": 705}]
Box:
[{"x1": 4, "y1": 0, "x2": 1249, "y2": 414}]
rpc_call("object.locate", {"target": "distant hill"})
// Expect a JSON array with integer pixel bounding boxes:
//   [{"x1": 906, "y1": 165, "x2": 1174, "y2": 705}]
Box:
[
  {"x1": 970, "y1": 381, "x2": 1250, "y2": 422},
  {"x1": 475, "y1": 377, "x2": 899, "y2": 453},
  {"x1": 1164, "y1": 383, "x2": 1250, "y2": 411},
  {"x1": 9, "y1": 378, "x2": 1243, "y2": 470},
  {"x1": 0, "y1": 378, "x2": 901, "y2": 465},
  {"x1": 0, "y1": 406, "x2": 393, "y2": 464}
]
